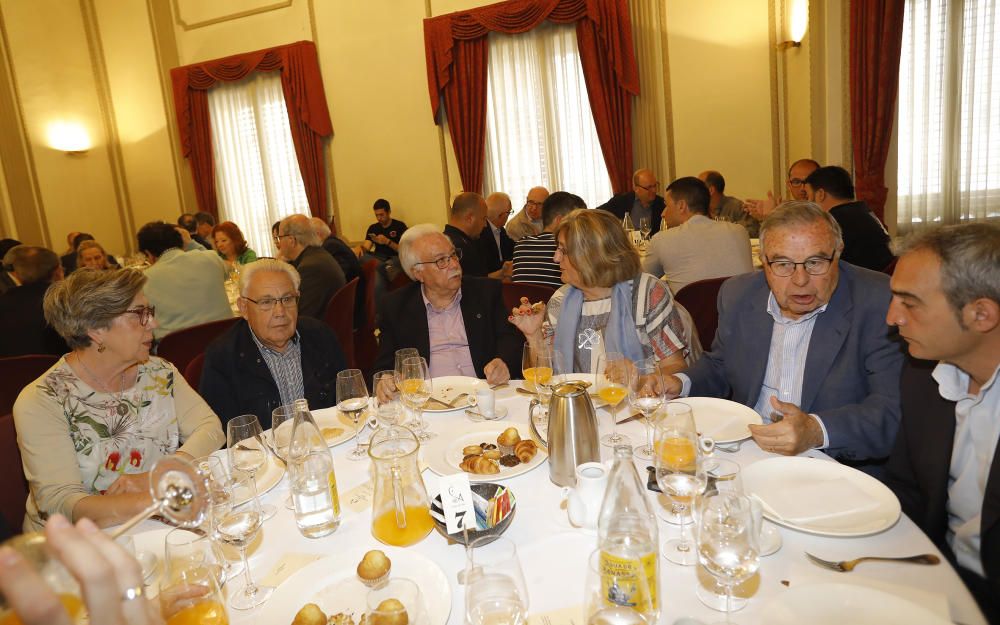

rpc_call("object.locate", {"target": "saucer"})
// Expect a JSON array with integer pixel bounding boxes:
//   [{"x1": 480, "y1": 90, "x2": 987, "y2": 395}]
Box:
[{"x1": 465, "y1": 405, "x2": 508, "y2": 422}]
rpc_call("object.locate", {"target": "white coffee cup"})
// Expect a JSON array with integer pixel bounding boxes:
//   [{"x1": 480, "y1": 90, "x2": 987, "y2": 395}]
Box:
[{"x1": 474, "y1": 387, "x2": 495, "y2": 417}]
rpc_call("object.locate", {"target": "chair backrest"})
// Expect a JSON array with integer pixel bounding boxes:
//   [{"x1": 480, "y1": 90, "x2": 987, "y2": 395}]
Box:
[
  {"x1": 0, "y1": 354, "x2": 59, "y2": 417},
  {"x1": 354, "y1": 259, "x2": 380, "y2": 379},
  {"x1": 881, "y1": 257, "x2": 898, "y2": 275},
  {"x1": 183, "y1": 352, "x2": 206, "y2": 392},
  {"x1": 156, "y1": 316, "x2": 240, "y2": 374},
  {"x1": 0, "y1": 412, "x2": 27, "y2": 539},
  {"x1": 323, "y1": 277, "x2": 359, "y2": 368},
  {"x1": 674, "y1": 277, "x2": 729, "y2": 352},
  {"x1": 502, "y1": 282, "x2": 556, "y2": 312}
]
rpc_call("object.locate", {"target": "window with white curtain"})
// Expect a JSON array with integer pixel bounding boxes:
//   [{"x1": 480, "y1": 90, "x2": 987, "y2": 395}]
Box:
[
  {"x1": 897, "y1": 0, "x2": 1000, "y2": 228},
  {"x1": 483, "y1": 22, "x2": 612, "y2": 210},
  {"x1": 208, "y1": 71, "x2": 310, "y2": 256}
]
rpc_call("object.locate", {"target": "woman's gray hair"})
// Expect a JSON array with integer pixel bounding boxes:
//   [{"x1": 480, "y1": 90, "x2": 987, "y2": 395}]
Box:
[
  {"x1": 43, "y1": 268, "x2": 147, "y2": 349},
  {"x1": 398, "y1": 224, "x2": 445, "y2": 279},
  {"x1": 280, "y1": 214, "x2": 321, "y2": 247},
  {"x1": 759, "y1": 201, "x2": 844, "y2": 255},
  {"x1": 239, "y1": 258, "x2": 301, "y2": 297},
  {"x1": 893, "y1": 223, "x2": 1000, "y2": 318}
]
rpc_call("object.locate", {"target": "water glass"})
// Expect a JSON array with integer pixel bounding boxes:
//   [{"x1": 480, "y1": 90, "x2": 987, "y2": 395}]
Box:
[
  {"x1": 627, "y1": 358, "x2": 665, "y2": 459},
  {"x1": 695, "y1": 493, "x2": 760, "y2": 625},
  {"x1": 270, "y1": 405, "x2": 296, "y2": 510},
  {"x1": 164, "y1": 528, "x2": 228, "y2": 589},
  {"x1": 465, "y1": 536, "x2": 529, "y2": 625},
  {"x1": 225, "y1": 414, "x2": 276, "y2": 520},
  {"x1": 211, "y1": 470, "x2": 273, "y2": 610},
  {"x1": 372, "y1": 370, "x2": 403, "y2": 428},
  {"x1": 367, "y1": 578, "x2": 428, "y2": 625},
  {"x1": 337, "y1": 369, "x2": 371, "y2": 461}
]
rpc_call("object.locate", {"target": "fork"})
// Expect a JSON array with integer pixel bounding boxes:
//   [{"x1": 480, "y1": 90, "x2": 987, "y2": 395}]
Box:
[{"x1": 805, "y1": 551, "x2": 940, "y2": 572}]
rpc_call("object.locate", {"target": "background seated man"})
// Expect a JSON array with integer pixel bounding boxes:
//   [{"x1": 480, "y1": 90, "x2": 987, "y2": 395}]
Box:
[
  {"x1": 275, "y1": 214, "x2": 346, "y2": 318},
  {"x1": 665, "y1": 202, "x2": 904, "y2": 469},
  {"x1": 478, "y1": 191, "x2": 515, "y2": 277},
  {"x1": 506, "y1": 186, "x2": 549, "y2": 241},
  {"x1": 596, "y1": 168, "x2": 664, "y2": 236},
  {"x1": 374, "y1": 224, "x2": 521, "y2": 385},
  {"x1": 0, "y1": 245, "x2": 67, "y2": 357},
  {"x1": 699, "y1": 169, "x2": 759, "y2": 237},
  {"x1": 200, "y1": 258, "x2": 347, "y2": 429},
  {"x1": 511, "y1": 191, "x2": 584, "y2": 290},
  {"x1": 883, "y1": 223, "x2": 1000, "y2": 621}
]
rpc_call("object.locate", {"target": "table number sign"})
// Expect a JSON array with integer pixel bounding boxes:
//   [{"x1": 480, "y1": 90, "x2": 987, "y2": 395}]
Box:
[{"x1": 439, "y1": 473, "x2": 476, "y2": 534}]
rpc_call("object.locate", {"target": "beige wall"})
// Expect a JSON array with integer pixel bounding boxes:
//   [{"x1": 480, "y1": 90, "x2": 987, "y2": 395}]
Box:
[{"x1": 0, "y1": 0, "x2": 849, "y2": 253}]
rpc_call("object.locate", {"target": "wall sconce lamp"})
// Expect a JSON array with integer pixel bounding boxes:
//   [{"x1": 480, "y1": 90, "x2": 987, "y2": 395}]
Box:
[
  {"x1": 47, "y1": 121, "x2": 91, "y2": 156},
  {"x1": 777, "y1": 0, "x2": 808, "y2": 50}
]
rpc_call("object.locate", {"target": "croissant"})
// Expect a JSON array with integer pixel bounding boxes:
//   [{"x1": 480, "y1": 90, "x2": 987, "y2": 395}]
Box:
[{"x1": 514, "y1": 439, "x2": 538, "y2": 463}]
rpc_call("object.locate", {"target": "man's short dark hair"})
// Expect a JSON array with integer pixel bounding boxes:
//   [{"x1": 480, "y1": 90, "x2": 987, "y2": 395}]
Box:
[
  {"x1": 9, "y1": 246, "x2": 60, "y2": 284},
  {"x1": 178, "y1": 213, "x2": 197, "y2": 233},
  {"x1": 701, "y1": 171, "x2": 725, "y2": 194},
  {"x1": 450, "y1": 192, "x2": 483, "y2": 219},
  {"x1": 373, "y1": 199, "x2": 391, "y2": 212},
  {"x1": 137, "y1": 222, "x2": 183, "y2": 258},
  {"x1": 0, "y1": 238, "x2": 22, "y2": 268},
  {"x1": 665, "y1": 177, "x2": 710, "y2": 216},
  {"x1": 72, "y1": 233, "x2": 94, "y2": 250},
  {"x1": 541, "y1": 192, "x2": 586, "y2": 227},
  {"x1": 805, "y1": 166, "x2": 855, "y2": 200},
  {"x1": 194, "y1": 212, "x2": 215, "y2": 227}
]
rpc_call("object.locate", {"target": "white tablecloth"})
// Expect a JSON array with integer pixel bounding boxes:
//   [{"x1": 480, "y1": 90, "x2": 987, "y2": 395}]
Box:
[{"x1": 132, "y1": 383, "x2": 986, "y2": 625}]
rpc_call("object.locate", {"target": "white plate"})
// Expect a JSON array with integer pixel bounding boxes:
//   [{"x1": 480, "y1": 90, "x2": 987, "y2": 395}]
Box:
[
  {"x1": 742, "y1": 457, "x2": 900, "y2": 537},
  {"x1": 217, "y1": 449, "x2": 285, "y2": 503},
  {"x1": 761, "y1": 582, "x2": 951, "y2": 625},
  {"x1": 309, "y1": 407, "x2": 362, "y2": 446},
  {"x1": 676, "y1": 397, "x2": 762, "y2": 444},
  {"x1": 423, "y1": 376, "x2": 481, "y2": 412},
  {"x1": 423, "y1": 422, "x2": 547, "y2": 481},
  {"x1": 257, "y1": 547, "x2": 452, "y2": 625}
]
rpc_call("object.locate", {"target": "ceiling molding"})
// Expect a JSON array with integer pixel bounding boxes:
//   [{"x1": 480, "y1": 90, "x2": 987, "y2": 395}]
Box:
[{"x1": 172, "y1": 0, "x2": 293, "y2": 31}]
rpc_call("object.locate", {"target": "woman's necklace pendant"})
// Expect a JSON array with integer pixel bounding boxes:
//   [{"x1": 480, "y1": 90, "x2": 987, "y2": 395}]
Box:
[{"x1": 116, "y1": 401, "x2": 129, "y2": 416}]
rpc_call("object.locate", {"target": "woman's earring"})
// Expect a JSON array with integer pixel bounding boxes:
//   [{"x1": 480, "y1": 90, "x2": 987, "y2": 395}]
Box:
[{"x1": 97, "y1": 343, "x2": 106, "y2": 353}]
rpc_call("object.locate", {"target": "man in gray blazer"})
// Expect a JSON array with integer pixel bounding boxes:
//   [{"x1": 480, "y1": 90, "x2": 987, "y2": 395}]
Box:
[{"x1": 666, "y1": 202, "x2": 905, "y2": 467}]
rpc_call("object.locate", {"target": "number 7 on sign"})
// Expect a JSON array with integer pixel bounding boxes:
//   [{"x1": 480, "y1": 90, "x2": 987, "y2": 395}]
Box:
[{"x1": 439, "y1": 473, "x2": 476, "y2": 534}]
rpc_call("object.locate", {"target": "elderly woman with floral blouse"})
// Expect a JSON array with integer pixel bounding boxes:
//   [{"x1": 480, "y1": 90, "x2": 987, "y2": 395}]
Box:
[{"x1": 13, "y1": 268, "x2": 225, "y2": 531}]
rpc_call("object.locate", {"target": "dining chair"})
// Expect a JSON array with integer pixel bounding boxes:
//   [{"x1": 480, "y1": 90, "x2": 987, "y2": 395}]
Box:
[
  {"x1": 323, "y1": 277, "x2": 359, "y2": 368},
  {"x1": 0, "y1": 354, "x2": 59, "y2": 417},
  {"x1": 183, "y1": 352, "x2": 206, "y2": 393},
  {"x1": 156, "y1": 316, "x2": 240, "y2": 375},
  {"x1": 674, "y1": 276, "x2": 729, "y2": 352},
  {"x1": 501, "y1": 282, "x2": 556, "y2": 313},
  {"x1": 355, "y1": 259, "x2": 380, "y2": 379},
  {"x1": 0, "y1": 412, "x2": 27, "y2": 541}
]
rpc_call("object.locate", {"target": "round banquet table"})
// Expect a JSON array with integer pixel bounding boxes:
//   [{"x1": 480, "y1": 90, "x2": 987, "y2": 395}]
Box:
[{"x1": 128, "y1": 382, "x2": 986, "y2": 625}]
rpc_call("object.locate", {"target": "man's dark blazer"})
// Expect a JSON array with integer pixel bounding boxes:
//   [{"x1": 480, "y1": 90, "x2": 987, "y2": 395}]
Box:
[
  {"x1": 683, "y1": 262, "x2": 905, "y2": 464},
  {"x1": 596, "y1": 191, "x2": 664, "y2": 235},
  {"x1": 373, "y1": 277, "x2": 521, "y2": 379},
  {"x1": 478, "y1": 224, "x2": 515, "y2": 274},
  {"x1": 830, "y1": 200, "x2": 894, "y2": 272},
  {"x1": 199, "y1": 317, "x2": 347, "y2": 429},
  {"x1": 0, "y1": 281, "x2": 68, "y2": 357},
  {"x1": 0, "y1": 271, "x2": 16, "y2": 296},
  {"x1": 290, "y1": 245, "x2": 346, "y2": 318},
  {"x1": 884, "y1": 358, "x2": 1000, "y2": 622}
]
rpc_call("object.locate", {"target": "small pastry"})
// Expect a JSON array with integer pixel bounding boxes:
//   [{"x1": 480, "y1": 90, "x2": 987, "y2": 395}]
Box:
[
  {"x1": 497, "y1": 427, "x2": 521, "y2": 454},
  {"x1": 480, "y1": 443, "x2": 498, "y2": 451},
  {"x1": 463, "y1": 445, "x2": 484, "y2": 456},
  {"x1": 514, "y1": 439, "x2": 538, "y2": 463},
  {"x1": 357, "y1": 550, "x2": 391, "y2": 587},
  {"x1": 482, "y1": 449, "x2": 502, "y2": 460},
  {"x1": 476, "y1": 456, "x2": 500, "y2": 474},
  {"x1": 291, "y1": 603, "x2": 327, "y2": 625},
  {"x1": 328, "y1": 614, "x2": 356, "y2": 625},
  {"x1": 369, "y1": 599, "x2": 408, "y2": 625},
  {"x1": 499, "y1": 454, "x2": 520, "y2": 467}
]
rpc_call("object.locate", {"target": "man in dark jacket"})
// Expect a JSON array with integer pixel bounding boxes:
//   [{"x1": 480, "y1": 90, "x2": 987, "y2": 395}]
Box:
[
  {"x1": 0, "y1": 246, "x2": 68, "y2": 357},
  {"x1": 275, "y1": 214, "x2": 346, "y2": 318},
  {"x1": 200, "y1": 258, "x2": 347, "y2": 429},
  {"x1": 596, "y1": 168, "x2": 664, "y2": 236}
]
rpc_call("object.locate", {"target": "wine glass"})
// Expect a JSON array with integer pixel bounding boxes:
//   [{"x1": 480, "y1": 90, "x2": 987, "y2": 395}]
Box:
[
  {"x1": 367, "y1": 578, "x2": 429, "y2": 625},
  {"x1": 271, "y1": 404, "x2": 296, "y2": 510},
  {"x1": 654, "y1": 403, "x2": 707, "y2": 565},
  {"x1": 583, "y1": 549, "x2": 651, "y2": 625},
  {"x1": 164, "y1": 527, "x2": 228, "y2": 589},
  {"x1": 639, "y1": 217, "x2": 652, "y2": 246},
  {"x1": 696, "y1": 493, "x2": 760, "y2": 625},
  {"x1": 465, "y1": 536, "x2": 529, "y2": 625},
  {"x1": 226, "y1": 414, "x2": 276, "y2": 520},
  {"x1": 597, "y1": 352, "x2": 630, "y2": 447},
  {"x1": 627, "y1": 358, "x2": 664, "y2": 459},
  {"x1": 159, "y1": 544, "x2": 229, "y2": 625},
  {"x1": 212, "y1": 469, "x2": 273, "y2": 610},
  {"x1": 395, "y1": 349, "x2": 430, "y2": 436},
  {"x1": 193, "y1": 455, "x2": 244, "y2": 581},
  {"x1": 373, "y1": 370, "x2": 403, "y2": 428},
  {"x1": 398, "y1": 356, "x2": 435, "y2": 441},
  {"x1": 337, "y1": 369, "x2": 371, "y2": 461}
]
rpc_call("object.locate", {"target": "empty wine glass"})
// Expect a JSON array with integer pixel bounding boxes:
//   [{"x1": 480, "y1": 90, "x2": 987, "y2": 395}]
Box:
[
  {"x1": 696, "y1": 493, "x2": 760, "y2": 625},
  {"x1": 271, "y1": 404, "x2": 296, "y2": 510},
  {"x1": 465, "y1": 536, "x2": 529, "y2": 625},
  {"x1": 212, "y1": 469, "x2": 273, "y2": 610},
  {"x1": 226, "y1": 414, "x2": 276, "y2": 520},
  {"x1": 159, "y1": 543, "x2": 228, "y2": 625},
  {"x1": 337, "y1": 369, "x2": 371, "y2": 461},
  {"x1": 597, "y1": 352, "x2": 630, "y2": 447},
  {"x1": 164, "y1": 527, "x2": 227, "y2": 589},
  {"x1": 639, "y1": 217, "x2": 651, "y2": 241},
  {"x1": 373, "y1": 370, "x2": 402, "y2": 428},
  {"x1": 398, "y1": 356, "x2": 434, "y2": 441},
  {"x1": 627, "y1": 358, "x2": 665, "y2": 459},
  {"x1": 583, "y1": 549, "x2": 650, "y2": 625},
  {"x1": 655, "y1": 403, "x2": 707, "y2": 565}
]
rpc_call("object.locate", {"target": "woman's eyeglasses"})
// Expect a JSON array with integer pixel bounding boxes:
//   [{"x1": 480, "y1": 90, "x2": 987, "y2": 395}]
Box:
[{"x1": 124, "y1": 306, "x2": 156, "y2": 326}]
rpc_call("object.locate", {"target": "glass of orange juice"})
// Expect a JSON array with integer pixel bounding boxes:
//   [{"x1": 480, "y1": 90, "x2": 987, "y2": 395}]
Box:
[
  {"x1": 597, "y1": 352, "x2": 631, "y2": 447},
  {"x1": 0, "y1": 533, "x2": 84, "y2": 625},
  {"x1": 654, "y1": 402, "x2": 707, "y2": 566},
  {"x1": 159, "y1": 553, "x2": 229, "y2": 625}
]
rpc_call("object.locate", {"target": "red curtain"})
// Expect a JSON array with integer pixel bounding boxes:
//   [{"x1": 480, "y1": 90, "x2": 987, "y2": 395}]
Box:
[
  {"x1": 170, "y1": 41, "x2": 333, "y2": 219},
  {"x1": 849, "y1": 0, "x2": 905, "y2": 222},
  {"x1": 423, "y1": 0, "x2": 639, "y2": 193}
]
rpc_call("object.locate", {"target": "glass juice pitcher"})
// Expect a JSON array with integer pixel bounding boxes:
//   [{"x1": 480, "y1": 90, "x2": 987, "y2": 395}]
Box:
[{"x1": 369, "y1": 426, "x2": 434, "y2": 546}]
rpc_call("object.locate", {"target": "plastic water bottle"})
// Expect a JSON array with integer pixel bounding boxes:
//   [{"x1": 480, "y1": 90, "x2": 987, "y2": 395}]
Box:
[
  {"x1": 288, "y1": 398, "x2": 341, "y2": 537},
  {"x1": 596, "y1": 445, "x2": 660, "y2": 623}
]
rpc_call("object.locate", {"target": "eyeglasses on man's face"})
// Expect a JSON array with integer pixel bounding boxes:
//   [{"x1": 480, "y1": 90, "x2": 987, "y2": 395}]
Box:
[
  {"x1": 124, "y1": 305, "x2": 156, "y2": 326},
  {"x1": 636, "y1": 182, "x2": 659, "y2": 192},
  {"x1": 414, "y1": 249, "x2": 462, "y2": 270},
  {"x1": 242, "y1": 294, "x2": 300, "y2": 311},
  {"x1": 788, "y1": 177, "x2": 807, "y2": 188},
  {"x1": 272, "y1": 233, "x2": 294, "y2": 244},
  {"x1": 765, "y1": 253, "x2": 836, "y2": 277}
]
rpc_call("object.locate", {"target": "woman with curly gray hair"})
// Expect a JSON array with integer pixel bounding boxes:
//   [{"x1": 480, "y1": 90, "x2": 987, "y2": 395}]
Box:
[{"x1": 12, "y1": 268, "x2": 224, "y2": 531}]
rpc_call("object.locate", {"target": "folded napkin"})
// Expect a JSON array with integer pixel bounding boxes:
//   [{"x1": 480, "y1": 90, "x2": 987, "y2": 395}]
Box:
[
  {"x1": 756, "y1": 477, "x2": 880, "y2": 523},
  {"x1": 697, "y1": 412, "x2": 744, "y2": 439}
]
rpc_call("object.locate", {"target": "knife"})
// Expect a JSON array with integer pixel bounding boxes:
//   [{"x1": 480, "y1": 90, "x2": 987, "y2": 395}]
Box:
[{"x1": 616, "y1": 412, "x2": 643, "y2": 425}]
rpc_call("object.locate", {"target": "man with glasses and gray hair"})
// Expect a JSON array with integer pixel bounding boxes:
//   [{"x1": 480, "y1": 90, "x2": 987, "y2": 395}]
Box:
[
  {"x1": 373, "y1": 224, "x2": 521, "y2": 385},
  {"x1": 199, "y1": 258, "x2": 347, "y2": 428},
  {"x1": 596, "y1": 168, "x2": 665, "y2": 236},
  {"x1": 275, "y1": 214, "x2": 345, "y2": 318},
  {"x1": 664, "y1": 202, "x2": 905, "y2": 471}
]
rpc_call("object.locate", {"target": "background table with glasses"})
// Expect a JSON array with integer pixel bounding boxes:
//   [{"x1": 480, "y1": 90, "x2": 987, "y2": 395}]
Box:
[{"x1": 129, "y1": 383, "x2": 985, "y2": 625}]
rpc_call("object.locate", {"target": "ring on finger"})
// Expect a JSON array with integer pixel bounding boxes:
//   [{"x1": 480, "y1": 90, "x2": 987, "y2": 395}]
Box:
[{"x1": 122, "y1": 585, "x2": 144, "y2": 601}]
